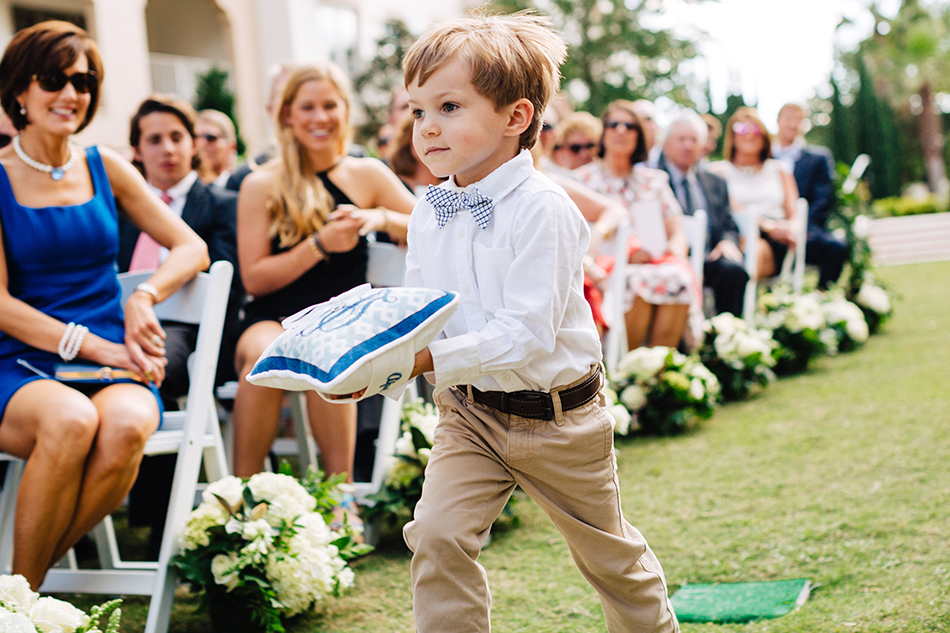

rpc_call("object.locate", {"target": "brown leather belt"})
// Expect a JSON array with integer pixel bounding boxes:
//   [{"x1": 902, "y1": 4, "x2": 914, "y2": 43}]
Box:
[{"x1": 456, "y1": 366, "x2": 602, "y2": 421}]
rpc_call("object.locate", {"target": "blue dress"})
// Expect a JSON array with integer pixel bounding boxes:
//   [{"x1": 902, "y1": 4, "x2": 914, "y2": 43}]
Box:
[{"x1": 0, "y1": 146, "x2": 159, "y2": 421}]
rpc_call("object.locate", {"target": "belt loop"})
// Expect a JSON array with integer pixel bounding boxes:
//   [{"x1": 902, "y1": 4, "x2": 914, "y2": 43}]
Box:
[
  {"x1": 550, "y1": 387, "x2": 565, "y2": 426},
  {"x1": 465, "y1": 384, "x2": 474, "y2": 405}
]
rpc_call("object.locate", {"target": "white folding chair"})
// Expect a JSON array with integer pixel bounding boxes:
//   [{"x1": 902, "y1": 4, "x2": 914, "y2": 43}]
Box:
[
  {"x1": 0, "y1": 261, "x2": 233, "y2": 633},
  {"x1": 681, "y1": 209, "x2": 708, "y2": 286},
  {"x1": 735, "y1": 199, "x2": 808, "y2": 320}
]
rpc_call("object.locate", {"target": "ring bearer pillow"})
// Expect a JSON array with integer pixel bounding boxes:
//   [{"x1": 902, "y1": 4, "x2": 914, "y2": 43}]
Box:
[{"x1": 247, "y1": 284, "x2": 459, "y2": 401}]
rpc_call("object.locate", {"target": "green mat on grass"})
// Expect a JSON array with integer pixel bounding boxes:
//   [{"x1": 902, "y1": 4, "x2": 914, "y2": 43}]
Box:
[{"x1": 670, "y1": 578, "x2": 812, "y2": 623}]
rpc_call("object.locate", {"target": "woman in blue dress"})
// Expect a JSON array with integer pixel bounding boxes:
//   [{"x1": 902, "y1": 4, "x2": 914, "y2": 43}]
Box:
[{"x1": 0, "y1": 21, "x2": 208, "y2": 589}]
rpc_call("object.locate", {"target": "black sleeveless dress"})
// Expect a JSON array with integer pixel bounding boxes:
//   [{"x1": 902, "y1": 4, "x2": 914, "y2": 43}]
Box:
[{"x1": 239, "y1": 172, "x2": 367, "y2": 333}]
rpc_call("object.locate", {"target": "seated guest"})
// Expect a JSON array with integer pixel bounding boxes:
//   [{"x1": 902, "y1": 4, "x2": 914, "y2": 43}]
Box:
[
  {"x1": 574, "y1": 100, "x2": 699, "y2": 350},
  {"x1": 195, "y1": 109, "x2": 237, "y2": 188},
  {"x1": 658, "y1": 111, "x2": 750, "y2": 316},
  {"x1": 708, "y1": 107, "x2": 799, "y2": 280},
  {"x1": 773, "y1": 102, "x2": 848, "y2": 290},
  {"x1": 118, "y1": 94, "x2": 243, "y2": 558},
  {"x1": 551, "y1": 111, "x2": 601, "y2": 171},
  {"x1": 0, "y1": 21, "x2": 207, "y2": 588},
  {"x1": 631, "y1": 98, "x2": 662, "y2": 166}
]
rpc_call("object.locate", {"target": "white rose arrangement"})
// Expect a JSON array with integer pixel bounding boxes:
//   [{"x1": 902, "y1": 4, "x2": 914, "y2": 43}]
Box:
[
  {"x1": 0, "y1": 574, "x2": 121, "y2": 633},
  {"x1": 819, "y1": 293, "x2": 870, "y2": 353},
  {"x1": 699, "y1": 313, "x2": 778, "y2": 401},
  {"x1": 609, "y1": 346, "x2": 720, "y2": 436},
  {"x1": 172, "y1": 471, "x2": 366, "y2": 633},
  {"x1": 853, "y1": 272, "x2": 893, "y2": 334},
  {"x1": 756, "y1": 289, "x2": 830, "y2": 375}
]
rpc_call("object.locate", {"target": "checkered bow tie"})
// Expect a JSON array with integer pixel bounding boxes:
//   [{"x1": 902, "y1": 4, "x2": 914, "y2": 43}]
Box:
[{"x1": 425, "y1": 186, "x2": 494, "y2": 230}]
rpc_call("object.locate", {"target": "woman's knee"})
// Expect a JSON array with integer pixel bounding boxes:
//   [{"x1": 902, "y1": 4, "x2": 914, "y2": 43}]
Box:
[
  {"x1": 95, "y1": 394, "x2": 159, "y2": 464},
  {"x1": 235, "y1": 322, "x2": 283, "y2": 376},
  {"x1": 35, "y1": 400, "x2": 100, "y2": 456}
]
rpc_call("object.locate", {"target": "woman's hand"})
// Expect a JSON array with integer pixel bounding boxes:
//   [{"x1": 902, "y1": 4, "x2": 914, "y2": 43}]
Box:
[
  {"x1": 320, "y1": 208, "x2": 364, "y2": 253},
  {"x1": 766, "y1": 221, "x2": 797, "y2": 247},
  {"x1": 123, "y1": 291, "x2": 167, "y2": 384}
]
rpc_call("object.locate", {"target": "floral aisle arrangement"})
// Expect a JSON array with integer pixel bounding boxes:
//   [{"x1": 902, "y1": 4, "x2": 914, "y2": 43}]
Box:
[
  {"x1": 818, "y1": 293, "x2": 870, "y2": 353},
  {"x1": 0, "y1": 574, "x2": 121, "y2": 632},
  {"x1": 852, "y1": 272, "x2": 893, "y2": 334},
  {"x1": 699, "y1": 313, "x2": 778, "y2": 401},
  {"x1": 171, "y1": 472, "x2": 367, "y2": 633},
  {"x1": 609, "y1": 346, "x2": 720, "y2": 436},
  {"x1": 365, "y1": 398, "x2": 519, "y2": 529},
  {"x1": 604, "y1": 386, "x2": 637, "y2": 436},
  {"x1": 756, "y1": 289, "x2": 829, "y2": 375}
]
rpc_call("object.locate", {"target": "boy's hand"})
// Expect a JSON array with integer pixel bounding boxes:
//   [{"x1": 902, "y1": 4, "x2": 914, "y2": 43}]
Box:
[
  {"x1": 325, "y1": 349, "x2": 433, "y2": 400},
  {"x1": 411, "y1": 348, "x2": 434, "y2": 379}
]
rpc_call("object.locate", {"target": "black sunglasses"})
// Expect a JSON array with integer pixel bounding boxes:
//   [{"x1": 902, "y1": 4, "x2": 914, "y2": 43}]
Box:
[
  {"x1": 541, "y1": 123, "x2": 554, "y2": 132},
  {"x1": 198, "y1": 133, "x2": 221, "y2": 143},
  {"x1": 32, "y1": 70, "x2": 99, "y2": 94},
  {"x1": 605, "y1": 120, "x2": 638, "y2": 132},
  {"x1": 558, "y1": 142, "x2": 595, "y2": 154}
]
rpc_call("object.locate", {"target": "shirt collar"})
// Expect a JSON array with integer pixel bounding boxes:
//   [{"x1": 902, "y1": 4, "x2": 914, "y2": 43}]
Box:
[
  {"x1": 664, "y1": 160, "x2": 692, "y2": 183},
  {"x1": 773, "y1": 140, "x2": 803, "y2": 162},
  {"x1": 148, "y1": 170, "x2": 198, "y2": 202},
  {"x1": 444, "y1": 149, "x2": 534, "y2": 204}
]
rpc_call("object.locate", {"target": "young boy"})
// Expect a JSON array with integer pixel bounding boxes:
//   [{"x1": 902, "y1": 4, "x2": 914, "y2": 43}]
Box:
[{"x1": 401, "y1": 13, "x2": 680, "y2": 632}]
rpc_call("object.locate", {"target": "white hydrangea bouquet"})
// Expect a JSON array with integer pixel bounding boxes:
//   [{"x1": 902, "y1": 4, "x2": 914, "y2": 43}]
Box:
[
  {"x1": 755, "y1": 289, "x2": 829, "y2": 375},
  {"x1": 0, "y1": 574, "x2": 121, "y2": 633},
  {"x1": 365, "y1": 398, "x2": 519, "y2": 529},
  {"x1": 171, "y1": 471, "x2": 367, "y2": 633},
  {"x1": 364, "y1": 398, "x2": 437, "y2": 522},
  {"x1": 699, "y1": 313, "x2": 778, "y2": 401},
  {"x1": 609, "y1": 346, "x2": 720, "y2": 436},
  {"x1": 852, "y1": 272, "x2": 892, "y2": 334},
  {"x1": 604, "y1": 386, "x2": 638, "y2": 436},
  {"x1": 819, "y1": 292, "x2": 869, "y2": 353}
]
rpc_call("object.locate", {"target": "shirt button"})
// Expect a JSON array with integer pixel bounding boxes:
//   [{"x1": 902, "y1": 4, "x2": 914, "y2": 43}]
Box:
[{"x1": 456, "y1": 228, "x2": 464, "y2": 238}]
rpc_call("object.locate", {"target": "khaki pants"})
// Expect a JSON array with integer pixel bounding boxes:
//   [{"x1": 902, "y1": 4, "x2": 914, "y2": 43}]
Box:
[{"x1": 404, "y1": 373, "x2": 679, "y2": 633}]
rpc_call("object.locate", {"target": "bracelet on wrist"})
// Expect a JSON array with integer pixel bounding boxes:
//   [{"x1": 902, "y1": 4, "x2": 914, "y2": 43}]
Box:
[
  {"x1": 58, "y1": 322, "x2": 88, "y2": 361},
  {"x1": 134, "y1": 282, "x2": 159, "y2": 304},
  {"x1": 308, "y1": 232, "x2": 330, "y2": 261}
]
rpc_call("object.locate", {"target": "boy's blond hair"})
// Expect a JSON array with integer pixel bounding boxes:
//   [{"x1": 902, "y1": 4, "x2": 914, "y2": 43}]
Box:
[{"x1": 403, "y1": 12, "x2": 567, "y2": 150}]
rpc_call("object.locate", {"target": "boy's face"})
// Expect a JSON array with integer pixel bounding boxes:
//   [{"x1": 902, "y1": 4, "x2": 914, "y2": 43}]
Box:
[{"x1": 408, "y1": 57, "x2": 528, "y2": 188}]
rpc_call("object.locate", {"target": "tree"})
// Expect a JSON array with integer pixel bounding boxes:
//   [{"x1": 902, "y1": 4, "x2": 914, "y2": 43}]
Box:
[
  {"x1": 490, "y1": 0, "x2": 704, "y2": 115},
  {"x1": 193, "y1": 66, "x2": 245, "y2": 155},
  {"x1": 352, "y1": 19, "x2": 417, "y2": 145},
  {"x1": 849, "y1": 0, "x2": 950, "y2": 194}
]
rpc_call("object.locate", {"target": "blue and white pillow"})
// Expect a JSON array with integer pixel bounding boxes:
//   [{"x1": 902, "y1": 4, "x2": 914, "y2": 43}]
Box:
[{"x1": 247, "y1": 284, "x2": 458, "y2": 400}]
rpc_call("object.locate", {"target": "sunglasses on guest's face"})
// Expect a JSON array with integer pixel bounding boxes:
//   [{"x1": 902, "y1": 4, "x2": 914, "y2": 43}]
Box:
[
  {"x1": 32, "y1": 70, "x2": 99, "y2": 94},
  {"x1": 198, "y1": 133, "x2": 222, "y2": 143},
  {"x1": 541, "y1": 122, "x2": 554, "y2": 132},
  {"x1": 556, "y1": 142, "x2": 596, "y2": 154},
  {"x1": 732, "y1": 122, "x2": 761, "y2": 136},
  {"x1": 605, "y1": 120, "x2": 638, "y2": 132}
]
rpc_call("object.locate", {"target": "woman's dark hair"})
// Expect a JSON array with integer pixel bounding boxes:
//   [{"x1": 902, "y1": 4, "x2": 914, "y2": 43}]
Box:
[
  {"x1": 0, "y1": 21, "x2": 103, "y2": 133},
  {"x1": 597, "y1": 100, "x2": 648, "y2": 166},
  {"x1": 388, "y1": 113, "x2": 418, "y2": 179},
  {"x1": 129, "y1": 94, "x2": 200, "y2": 172}
]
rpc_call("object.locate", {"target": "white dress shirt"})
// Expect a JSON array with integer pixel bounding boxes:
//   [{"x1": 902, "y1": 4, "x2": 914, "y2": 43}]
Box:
[
  {"x1": 147, "y1": 170, "x2": 197, "y2": 263},
  {"x1": 405, "y1": 150, "x2": 601, "y2": 394}
]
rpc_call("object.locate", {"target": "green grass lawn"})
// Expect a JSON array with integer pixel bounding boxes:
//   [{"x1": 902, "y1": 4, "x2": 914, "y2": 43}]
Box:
[{"x1": 74, "y1": 261, "x2": 950, "y2": 632}]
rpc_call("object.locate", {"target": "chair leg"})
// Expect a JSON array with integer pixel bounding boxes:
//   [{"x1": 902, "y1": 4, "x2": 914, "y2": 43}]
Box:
[{"x1": 0, "y1": 459, "x2": 24, "y2": 575}]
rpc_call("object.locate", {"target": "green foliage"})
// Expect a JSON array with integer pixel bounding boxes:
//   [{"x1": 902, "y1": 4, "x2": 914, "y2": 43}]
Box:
[
  {"x1": 490, "y1": 0, "x2": 704, "y2": 114},
  {"x1": 871, "y1": 194, "x2": 943, "y2": 217},
  {"x1": 352, "y1": 19, "x2": 417, "y2": 145},
  {"x1": 193, "y1": 66, "x2": 245, "y2": 155}
]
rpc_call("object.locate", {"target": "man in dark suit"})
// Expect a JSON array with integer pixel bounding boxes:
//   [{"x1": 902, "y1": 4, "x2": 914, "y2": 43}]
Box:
[
  {"x1": 119, "y1": 95, "x2": 243, "y2": 399},
  {"x1": 119, "y1": 95, "x2": 243, "y2": 559},
  {"x1": 659, "y1": 112, "x2": 749, "y2": 316},
  {"x1": 773, "y1": 103, "x2": 848, "y2": 290}
]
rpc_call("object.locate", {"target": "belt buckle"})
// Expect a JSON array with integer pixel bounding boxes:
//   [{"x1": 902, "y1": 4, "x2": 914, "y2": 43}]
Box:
[{"x1": 511, "y1": 390, "x2": 553, "y2": 420}]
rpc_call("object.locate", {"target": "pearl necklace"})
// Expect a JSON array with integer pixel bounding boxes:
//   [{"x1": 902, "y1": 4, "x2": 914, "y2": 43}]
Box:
[{"x1": 13, "y1": 135, "x2": 78, "y2": 181}]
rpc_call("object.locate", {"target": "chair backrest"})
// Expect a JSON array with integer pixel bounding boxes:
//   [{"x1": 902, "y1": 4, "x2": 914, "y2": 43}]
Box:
[
  {"x1": 681, "y1": 209, "x2": 707, "y2": 285},
  {"x1": 366, "y1": 238, "x2": 408, "y2": 288}
]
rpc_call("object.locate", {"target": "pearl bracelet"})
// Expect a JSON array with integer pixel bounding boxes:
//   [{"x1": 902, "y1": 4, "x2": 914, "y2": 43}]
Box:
[{"x1": 58, "y1": 322, "x2": 88, "y2": 361}]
